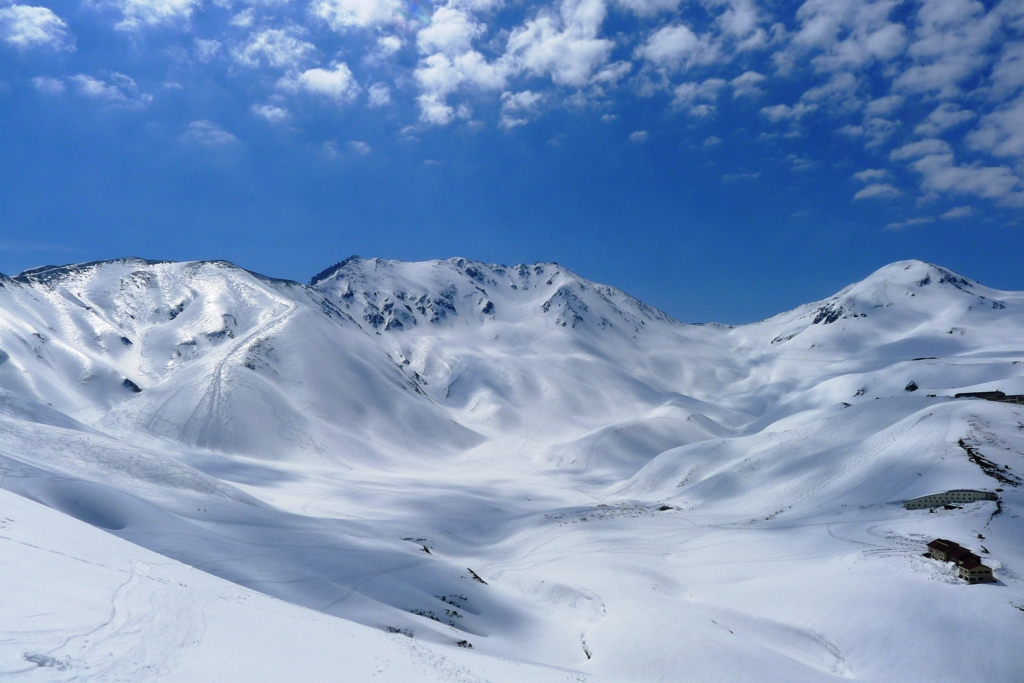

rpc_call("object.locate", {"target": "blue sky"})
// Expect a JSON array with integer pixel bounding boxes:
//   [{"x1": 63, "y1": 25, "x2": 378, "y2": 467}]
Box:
[{"x1": 1, "y1": 0, "x2": 1022, "y2": 322}]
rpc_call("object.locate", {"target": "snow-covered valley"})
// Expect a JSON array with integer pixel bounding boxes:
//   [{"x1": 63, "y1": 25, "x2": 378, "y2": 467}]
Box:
[{"x1": 1, "y1": 257, "x2": 1022, "y2": 681}]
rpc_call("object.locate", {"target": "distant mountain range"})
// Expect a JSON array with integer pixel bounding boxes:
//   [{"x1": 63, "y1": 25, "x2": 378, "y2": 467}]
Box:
[{"x1": 1, "y1": 257, "x2": 1022, "y2": 682}]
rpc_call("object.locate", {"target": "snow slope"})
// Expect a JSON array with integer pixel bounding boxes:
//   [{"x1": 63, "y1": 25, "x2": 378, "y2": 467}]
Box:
[{"x1": 1, "y1": 257, "x2": 1022, "y2": 681}]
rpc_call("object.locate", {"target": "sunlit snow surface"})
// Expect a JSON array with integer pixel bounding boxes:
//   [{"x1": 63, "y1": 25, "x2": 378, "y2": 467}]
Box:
[{"x1": 1, "y1": 257, "x2": 1022, "y2": 681}]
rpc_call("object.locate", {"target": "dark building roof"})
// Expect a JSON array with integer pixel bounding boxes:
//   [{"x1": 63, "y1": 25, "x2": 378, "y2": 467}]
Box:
[
  {"x1": 928, "y1": 539, "x2": 958, "y2": 552},
  {"x1": 959, "y1": 557, "x2": 984, "y2": 570},
  {"x1": 948, "y1": 547, "x2": 980, "y2": 564}
]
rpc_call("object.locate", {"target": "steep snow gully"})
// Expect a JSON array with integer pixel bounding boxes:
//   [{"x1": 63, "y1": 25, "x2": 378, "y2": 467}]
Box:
[{"x1": 1, "y1": 257, "x2": 1023, "y2": 682}]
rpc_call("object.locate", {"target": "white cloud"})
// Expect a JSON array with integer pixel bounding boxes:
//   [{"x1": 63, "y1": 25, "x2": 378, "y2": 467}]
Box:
[
  {"x1": 0, "y1": 4, "x2": 72, "y2": 50},
  {"x1": 799, "y1": 71, "x2": 861, "y2": 113},
  {"x1": 704, "y1": 135, "x2": 721, "y2": 147},
  {"x1": 890, "y1": 138, "x2": 952, "y2": 160},
  {"x1": 181, "y1": 120, "x2": 238, "y2": 146},
  {"x1": 251, "y1": 103, "x2": 289, "y2": 123},
  {"x1": 761, "y1": 101, "x2": 816, "y2": 123},
  {"x1": 349, "y1": 140, "x2": 371, "y2": 154},
  {"x1": 941, "y1": 205, "x2": 973, "y2": 219},
  {"x1": 903, "y1": 150, "x2": 1023, "y2": 206},
  {"x1": 111, "y1": 0, "x2": 199, "y2": 30},
  {"x1": 312, "y1": 0, "x2": 403, "y2": 30},
  {"x1": 628, "y1": 130, "x2": 648, "y2": 142},
  {"x1": 613, "y1": 0, "x2": 679, "y2": 18},
  {"x1": 722, "y1": 171, "x2": 760, "y2": 182},
  {"x1": 842, "y1": 116, "x2": 899, "y2": 147},
  {"x1": 884, "y1": 216, "x2": 935, "y2": 230},
  {"x1": 966, "y1": 93, "x2": 1024, "y2": 159},
  {"x1": 731, "y1": 70, "x2": 766, "y2": 98},
  {"x1": 279, "y1": 63, "x2": 359, "y2": 102},
  {"x1": 195, "y1": 39, "x2": 221, "y2": 63},
  {"x1": 635, "y1": 24, "x2": 716, "y2": 71},
  {"x1": 852, "y1": 183, "x2": 901, "y2": 200},
  {"x1": 913, "y1": 103, "x2": 975, "y2": 136},
  {"x1": 413, "y1": 50, "x2": 508, "y2": 123},
  {"x1": 790, "y1": 0, "x2": 906, "y2": 73},
  {"x1": 377, "y1": 35, "x2": 402, "y2": 56},
  {"x1": 69, "y1": 73, "x2": 151, "y2": 107},
  {"x1": 417, "y1": 93, "x2": 455, "y2": 125},
  {"x1": 31, "y1": 75, "x2": 64, "y2": 94},
  {"x1": 229, "y1": 9, "x2": 254, "y2": 28},
  {"x1": 716, "y1": 0, "x2": 768, "y2": 50},
  {"x1": 500, "y1": 89, "x2": 543, "y2": 127},
  {"x1": 505, "y1": 0, "x2": 614, "y2": 87},
  {"x1": 989, "y1": 41, "x2": 1024, "y2": 98},
  {"x1": 853, "y1": 168, "x2": 889, "y2": 182},
  {"x1": 233, "y1": 29, "x2": 317, "y2": 70},
  {"x1": 672, "y1": 78, "x2": 725, "y2": 115},
  {"x1": 864, "y1": 94, "x2": 903, "y2": 116},
  {"x1": 418, "y1": 7, "x2": 484, "y2": 55},
  {"x1": 367, "y1": 82, "x2": 391, "y2": 107},
  {"x1": 895, "y1": 0, "x2": 1000, "y2": 97}
]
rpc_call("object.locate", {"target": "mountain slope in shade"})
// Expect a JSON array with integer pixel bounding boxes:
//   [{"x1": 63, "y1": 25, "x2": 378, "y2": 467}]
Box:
[{"x1": 0, "y1": 257, "x2": 1022, "y2": 682}]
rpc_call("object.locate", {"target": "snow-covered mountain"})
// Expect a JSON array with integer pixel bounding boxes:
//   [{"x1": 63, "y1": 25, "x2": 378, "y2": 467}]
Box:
[{"x1": 1, "y1": 257, "x2": 1022, "y2": 682}]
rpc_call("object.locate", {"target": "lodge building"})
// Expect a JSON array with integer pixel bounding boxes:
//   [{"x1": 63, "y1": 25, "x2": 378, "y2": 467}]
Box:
[
  {"x1": 926, "y1": 539, "x2": 995, "y2": 584},
  {"x1": 903, "y1": 490, "x2": 998, "y2": 510}
]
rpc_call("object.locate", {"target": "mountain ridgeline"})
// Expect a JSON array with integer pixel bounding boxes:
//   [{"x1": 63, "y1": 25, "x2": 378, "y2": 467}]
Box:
[{"x1": 1, "y1": 257, "x2": 1022, "y2": 682}]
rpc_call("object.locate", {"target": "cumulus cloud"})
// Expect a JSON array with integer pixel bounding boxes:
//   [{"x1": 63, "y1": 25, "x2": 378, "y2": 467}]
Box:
[
  {"x1": 31, "y1": 75, "x2": 64, "y2": 94},
  {"x1": 864, "y1": 94, "x2": 903, "y2": 116},
  {"x1": 966, "y1": 94, "x2": 1024, "y2": 159},
  {"x1": 628, "y1": 130, "x2": 648, "y2": 142},
  {"x1": 884, "y1": 216, "x2": 935, "y2": 230},
  {"x1": 914, "y1": 103, "x2": 976, "y2": 136},
  {"x1": 195, "y1": 39, "x2": 221, "y2": 63},
  {"x1": 367, "y1": 82, "x2": 391, "y2": 107},
  {"x1": 840, "y1": 116, "x2": 899, "y2": 147},
  {"x1": 251, "y1": 103, "x2": 289, "y2": 123},
  {"x1": 895, "y1": 143, "x2": 1024, "y2": 207},
  {"x1": 789, "y1": 0, "x2": 906, "y2": 73},
  {"x1": 418, "y1": 7, "x2": 484, "y2": 55},
  {"x1": 500, "y1": 89, "x2": 543, "y2": 127},
  {"x1": 731, "y1": 71, "x2": 766, "y2": 98},
  {"x1": 673, "y1": 78, "x2": 725, "y2": 115},
  {"x1": 180, "y1": 120, "x2": 238, "y2": 146},
  {"x1": 312, "y1": 0, "x2": 403, "y2": 30},
  {"x1": 853, "y1": 168, "x2": 889, "y2": 182},
  {"x1": 761, "y1": 101, "x2": 816, "y2": 123},
  {"x1": 414, "y1": 50, "x2": 507, "y2": 123},
  {"x1": 852, "y1": 183, "x2": 901, "y2": 200},
  {"x1": 989, "y1": 41, "x2": 1024, "y2": 97},
  {"x1": 349, "y1": 140, "x2": 371, "y2": 154},
  {"x1": 895, "y1": 0, "x2": 1000, "y2": 97},
  {"x1": 635, "y1": 24, "x2": 716, "y2": 71},
  {"x1": 233, "y1": 29, "x2": 317, "y2": 70},
  {"x1": 0, "y1": 4, "x2": 73, "y2": 50},
  {"x1": 890, "y1": 138, "x2": 952, "y2": 160},
  {"x1": 110, "y1": 0, "x2": 200, "y2": 30},
  {"x1": 941, "y1": 205, "x2": 974, "y2": 219},
  {"x1": 279, "y1": 63, "x2": 359, "y2": 102},
  {"x1": 505, "y1": 0, "x2": 614, "y2": 87},
  {"x1": 69, "y1": 73, "x2": 151, "y2": 107}
]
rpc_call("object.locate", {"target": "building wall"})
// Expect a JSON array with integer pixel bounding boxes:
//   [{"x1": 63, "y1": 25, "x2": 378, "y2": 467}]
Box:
[{"x1": 904, "y1": 490, "x2": 998, "y2": 509}]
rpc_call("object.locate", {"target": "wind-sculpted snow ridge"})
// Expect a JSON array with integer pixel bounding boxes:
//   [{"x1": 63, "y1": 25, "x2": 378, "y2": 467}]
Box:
[{"x1": 1, "y1": 257, "x2": 1023, "y2": 682}]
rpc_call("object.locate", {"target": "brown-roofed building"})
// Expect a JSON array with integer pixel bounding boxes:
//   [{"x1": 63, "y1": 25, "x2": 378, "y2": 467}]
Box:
[
  {"x1": 926, "y1": 538, "x2": 996, "y2": 584},
  {"x1": 958, "y1": 558, "x2": 995, "y2": 584},
  {"x1": 947, "y1": 546, "x2": 980, "y2": 565},
  {"x1": 926, "y1": 538, "x2": 959, "y2": 562}
]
